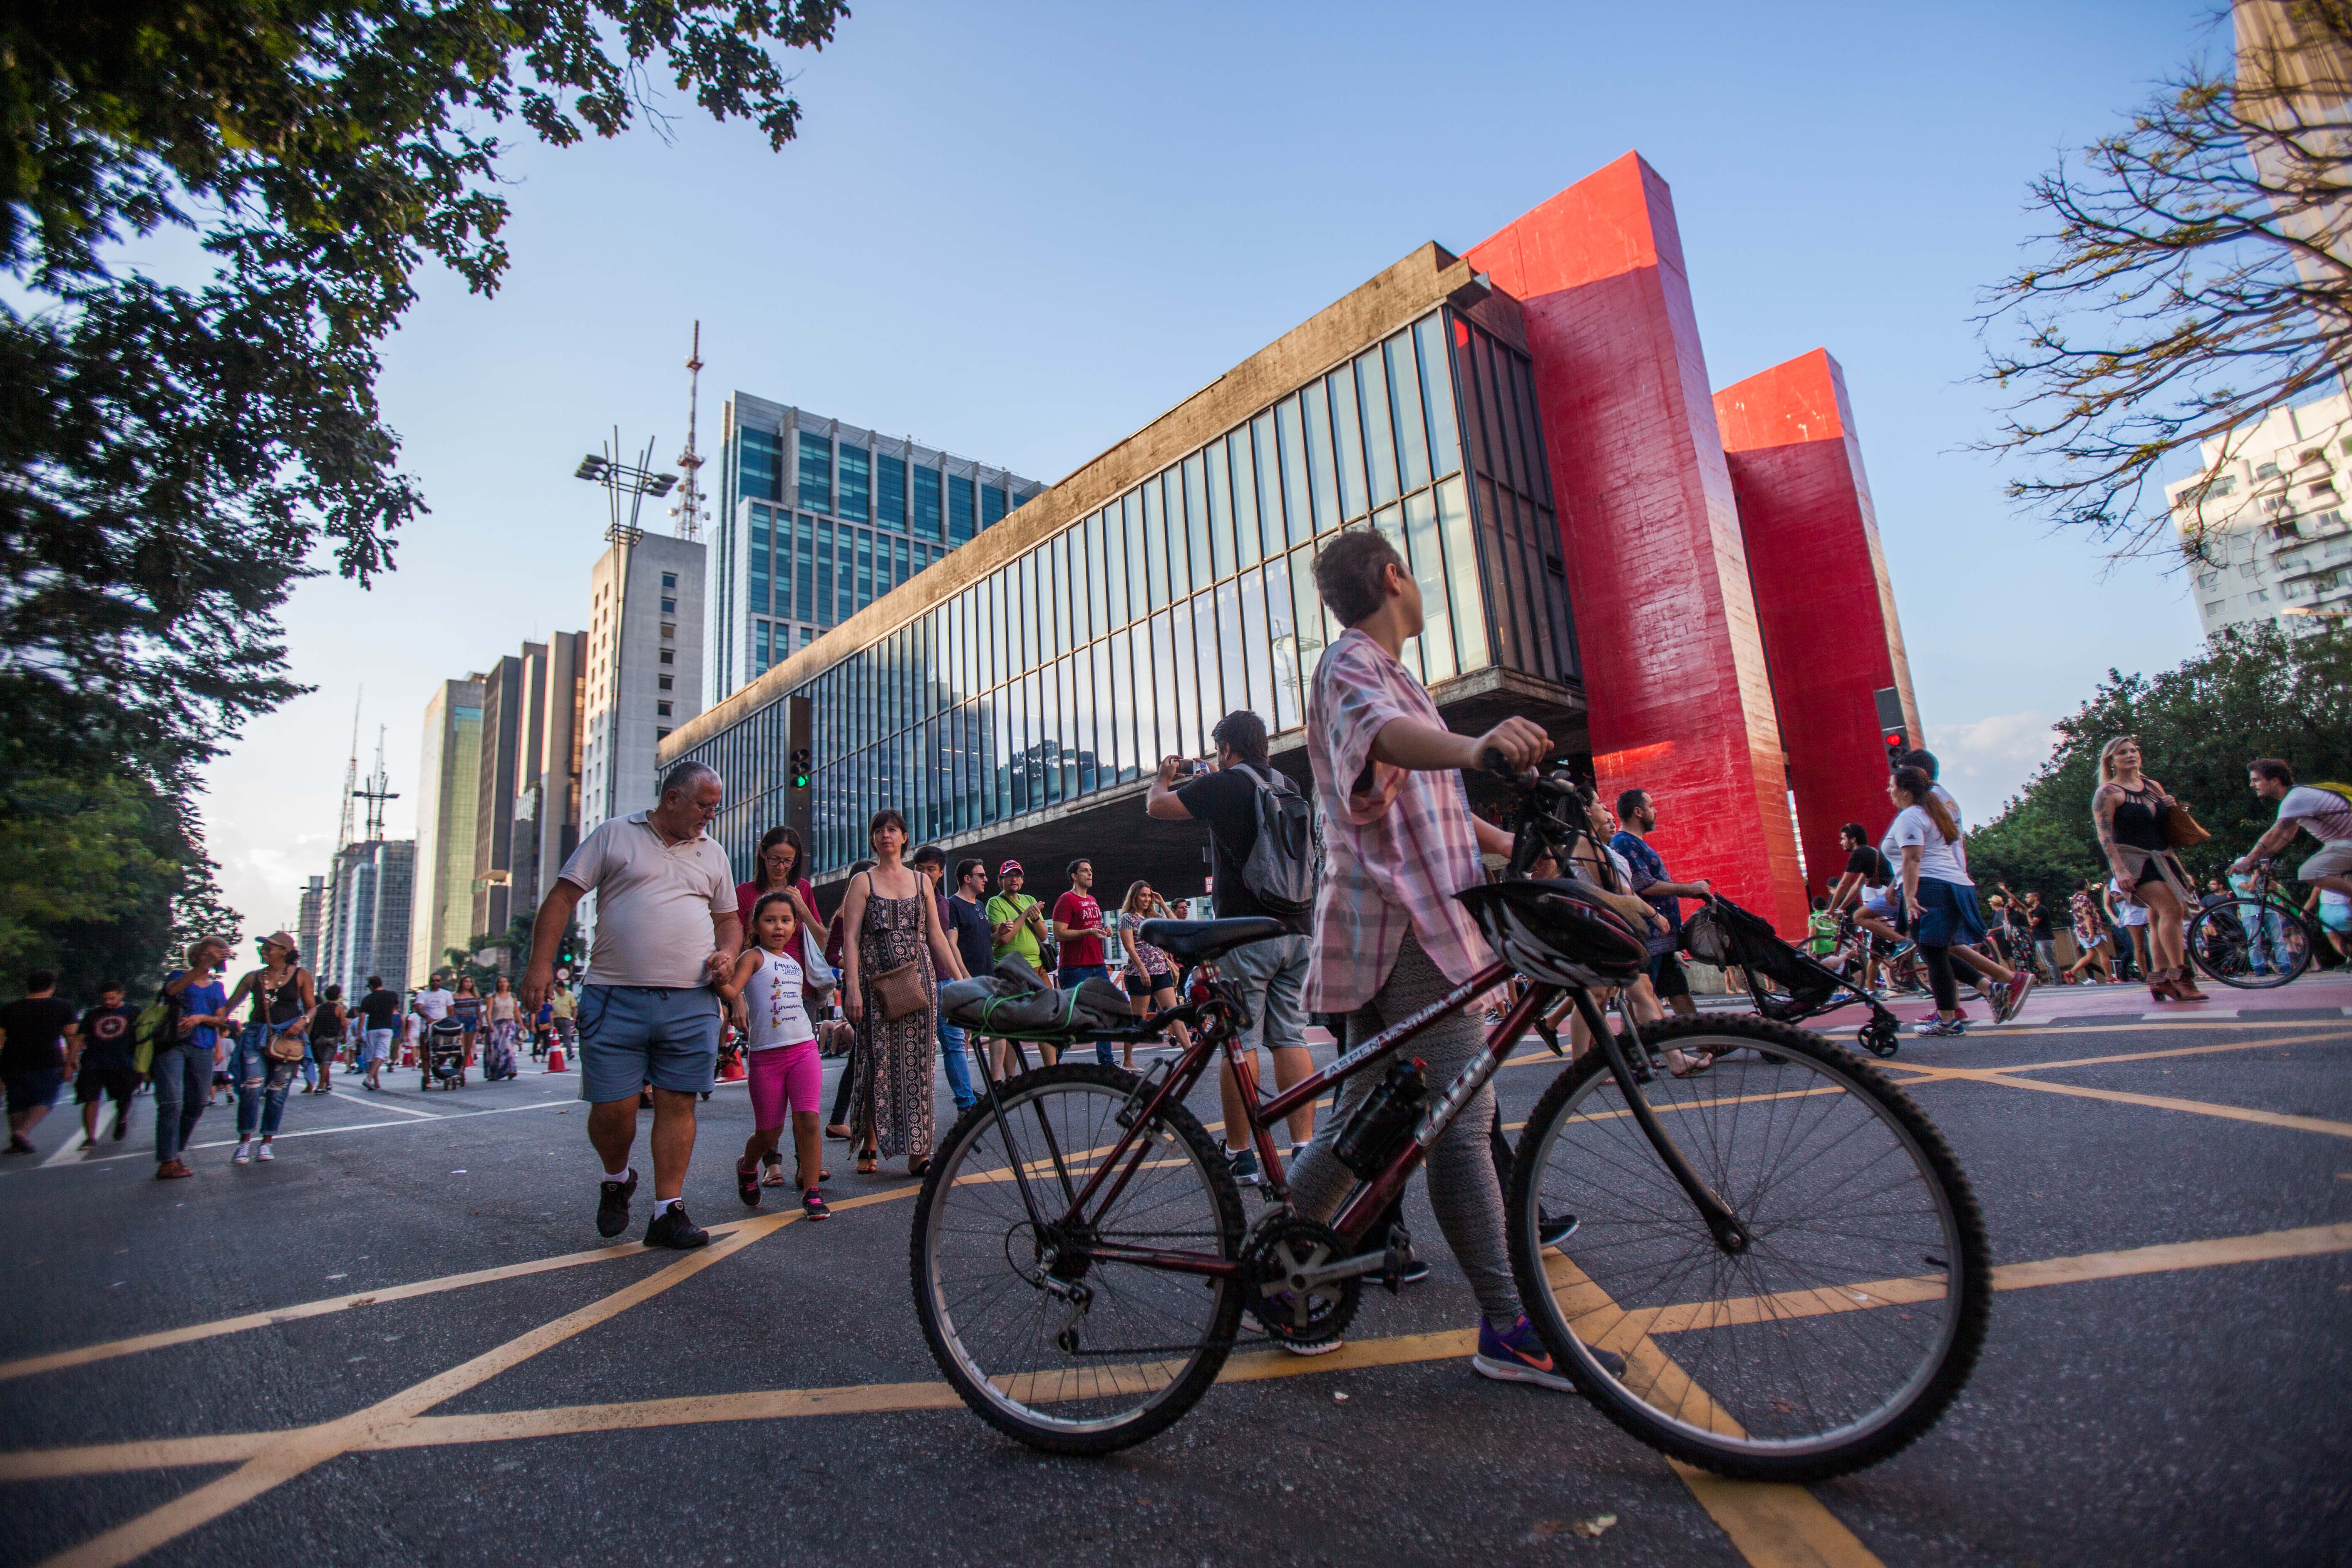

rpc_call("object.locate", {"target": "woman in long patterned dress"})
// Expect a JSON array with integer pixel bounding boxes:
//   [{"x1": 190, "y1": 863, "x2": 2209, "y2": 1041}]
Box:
[{"x1": 838, "y1": 809, "x2": 971, "y2": 1176}]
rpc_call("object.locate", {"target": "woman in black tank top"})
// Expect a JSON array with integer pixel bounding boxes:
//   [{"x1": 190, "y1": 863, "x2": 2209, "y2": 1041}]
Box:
[
  {"x1": 220, "y1": 932, "x2": 317, "y2": 1161},
  {"x1": 2092, "y1": 737, "x2": 2206, "y2": 1003}
]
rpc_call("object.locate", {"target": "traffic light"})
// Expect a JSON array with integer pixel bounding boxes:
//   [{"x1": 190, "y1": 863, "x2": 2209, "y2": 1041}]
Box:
[
  {"x1": 1872, "y1": 686, "x2": 1908, "y2": 767},
  {"x1": 790, "y1": 748, "x2": 812, "y2": 792}
]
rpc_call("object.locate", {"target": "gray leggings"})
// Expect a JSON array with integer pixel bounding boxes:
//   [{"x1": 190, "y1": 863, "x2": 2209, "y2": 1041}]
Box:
[{"x1": 1287, "y1": 935, "x2": 1522, "y2": 1326}]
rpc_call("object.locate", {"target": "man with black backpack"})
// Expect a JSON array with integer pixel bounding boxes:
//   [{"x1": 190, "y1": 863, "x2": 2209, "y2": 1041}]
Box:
[{"x1": 1146, "y1": 709, "x2": 1316, "y2": 1186}]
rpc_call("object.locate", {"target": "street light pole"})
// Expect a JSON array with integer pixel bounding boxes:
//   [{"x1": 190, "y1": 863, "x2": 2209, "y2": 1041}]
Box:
[{"x1": 574, "y1": 433, "x2": 678, "y2": 820}]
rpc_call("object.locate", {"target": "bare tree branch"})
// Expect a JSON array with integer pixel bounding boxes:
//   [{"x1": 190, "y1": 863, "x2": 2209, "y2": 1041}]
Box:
[{"x1": 1976, "y1": 0, "x2": 2352, "y2": 559}]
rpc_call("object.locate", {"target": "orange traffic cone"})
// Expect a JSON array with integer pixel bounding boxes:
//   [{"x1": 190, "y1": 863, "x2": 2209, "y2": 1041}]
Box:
[{"x1": 545, "y1": 1042, "x2": 567, "y2": 1072}]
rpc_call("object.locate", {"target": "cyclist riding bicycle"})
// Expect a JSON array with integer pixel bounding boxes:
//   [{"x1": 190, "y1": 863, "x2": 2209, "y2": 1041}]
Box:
[{"x1": 2235, "y1": 758, "x2": 2352, "y2": 902}]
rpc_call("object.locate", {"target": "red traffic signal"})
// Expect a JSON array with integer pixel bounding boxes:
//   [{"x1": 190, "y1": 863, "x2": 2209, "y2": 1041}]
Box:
[{"x1": 1882, "y1": 730, "x2": 1906, "y2": 749}]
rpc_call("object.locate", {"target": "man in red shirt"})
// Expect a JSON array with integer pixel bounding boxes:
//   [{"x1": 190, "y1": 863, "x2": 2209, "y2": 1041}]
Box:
[{"x1": 1052, "y1": 859, "x2": 1116, "y2": 1067}]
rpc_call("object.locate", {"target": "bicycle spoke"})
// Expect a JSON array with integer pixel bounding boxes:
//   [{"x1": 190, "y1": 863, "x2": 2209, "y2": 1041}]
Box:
[{"x1": 1522, "y1": 1024, "x2": 1972, "y2": 1466}]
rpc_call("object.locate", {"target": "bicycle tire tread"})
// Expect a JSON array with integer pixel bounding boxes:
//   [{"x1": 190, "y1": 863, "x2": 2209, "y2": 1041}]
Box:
[
  {"x1": 909, "y1": 1063, "x2": 1247, "y2": 1456},
  {"x1": 1506, "y1": 1013, "x2": 1991, "y2": 1484}
]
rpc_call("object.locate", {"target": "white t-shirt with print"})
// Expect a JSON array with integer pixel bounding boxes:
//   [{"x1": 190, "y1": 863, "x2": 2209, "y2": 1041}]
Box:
[
  {"x1": 1884, "y1": 805, "x2": 1971, "y2": 887},
  {"x1": 741, "y1": 949, "x2": 815, "y2": 1051}
]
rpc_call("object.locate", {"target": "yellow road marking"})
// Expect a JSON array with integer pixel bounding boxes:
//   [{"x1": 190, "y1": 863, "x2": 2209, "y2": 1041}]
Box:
[
  {"x1": 35, "y1": 1210, "x2": 800, "y2": 1568},
  {"x1": 1908, "y1": 1069, "x2": 2352, "y2": 1139},
  {"x1": 15, "y1": 1220, "x2": 2349, "y2": 1485},
  {"x1": 11, "y1": 1214, "x2": 2349, "y2": 1568},
  {"x1": 14, "y1": 1023, "x2": 2342, "y2": 1389},
  {"x1": 1890, "y1": 1027, "x2": 2348, "y2": 1079},
  {"x1": 1671, "y1": 1461, "x2": 1884, "y2": 1568}
]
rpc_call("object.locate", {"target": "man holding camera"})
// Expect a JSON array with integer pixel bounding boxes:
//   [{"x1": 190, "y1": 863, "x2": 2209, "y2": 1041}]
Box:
[{"x1": 1145, "y1": 710, "x2": 1314, "y2": 1184}]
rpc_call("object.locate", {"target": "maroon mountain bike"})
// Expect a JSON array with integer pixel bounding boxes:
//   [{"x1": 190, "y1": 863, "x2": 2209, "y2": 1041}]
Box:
[{"x1": 909, "y1": 764, "x2": 1989, "y2": 1480}]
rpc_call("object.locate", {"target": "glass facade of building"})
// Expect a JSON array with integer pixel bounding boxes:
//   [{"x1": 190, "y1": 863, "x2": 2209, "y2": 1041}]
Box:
[
  {"x1": 710, "y1": 402, "x2": 1045, "y2": 704},
  {"x1": 683, "y1": 306, "x2": 1578, "y2": 879}
]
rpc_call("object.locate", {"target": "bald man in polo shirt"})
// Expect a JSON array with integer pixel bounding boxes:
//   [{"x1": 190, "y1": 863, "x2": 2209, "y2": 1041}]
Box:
[{"x1": 525, "y1": 761, "x2": 742, "y2": 1249}]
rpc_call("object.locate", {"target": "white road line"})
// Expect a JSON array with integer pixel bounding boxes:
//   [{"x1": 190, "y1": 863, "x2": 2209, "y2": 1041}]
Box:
[
  {"x1": 25, "y1": 1097, "x2": 578, "y2": 1171},
  {"x1": 37, "y1": 1104, "x2": 116, "y2": 1167},
  {"x1": 2142, "y1": 1008, "x2": 2241, "y2": 1021},
  {"x1": 325, "y1": 1090, "x2": 441, "y2": 1120}
]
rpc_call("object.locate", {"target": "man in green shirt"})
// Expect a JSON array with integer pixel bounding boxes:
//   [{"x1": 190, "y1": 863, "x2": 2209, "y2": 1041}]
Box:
[{"x1": 985, "y1": 860, "x2": 1056, "y2": 1073}]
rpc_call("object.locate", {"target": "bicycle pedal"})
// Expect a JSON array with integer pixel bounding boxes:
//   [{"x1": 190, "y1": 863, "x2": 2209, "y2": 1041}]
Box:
[{"x1": 1380, "y1": 1227, "x2": 1413, "y2": 1294}]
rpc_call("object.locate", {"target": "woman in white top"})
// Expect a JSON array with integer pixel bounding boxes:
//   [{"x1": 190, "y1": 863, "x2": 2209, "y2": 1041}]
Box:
[{"x1": 1886, "y1": 766, "x2": 2027, "y2": 1037}]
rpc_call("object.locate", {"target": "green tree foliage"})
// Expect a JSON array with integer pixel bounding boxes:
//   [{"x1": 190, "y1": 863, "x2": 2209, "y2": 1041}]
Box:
[
  {"x1": 0, "y1": 0, "x2": 845, "y2": 991},
  {"x1": 1968, "y1": 622, "x2": 2352, "y2": 900}
]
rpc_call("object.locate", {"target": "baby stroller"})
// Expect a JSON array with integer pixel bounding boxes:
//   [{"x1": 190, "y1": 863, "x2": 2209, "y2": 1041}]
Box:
[
  {"x1": 420, "y1": 1016, "x2": 468, "y2": 1091},
  {"x1": 1681, "y1": 894, "x2": 1903, "y2": 1059}
]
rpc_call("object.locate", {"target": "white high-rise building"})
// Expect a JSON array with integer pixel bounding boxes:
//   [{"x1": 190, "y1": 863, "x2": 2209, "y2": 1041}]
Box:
[
  {"x1": 584, "y1": 531, "x2": 707, "y2": 833},
  {"x1": 2167, "y1": 387, "x2": 2352, "y2": 639}
]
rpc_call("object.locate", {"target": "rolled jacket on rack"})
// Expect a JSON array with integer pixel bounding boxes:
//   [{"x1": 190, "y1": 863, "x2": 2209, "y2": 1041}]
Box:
[{"x1": 939, "y1": 960, "x2": 1135, "y2": 1039}]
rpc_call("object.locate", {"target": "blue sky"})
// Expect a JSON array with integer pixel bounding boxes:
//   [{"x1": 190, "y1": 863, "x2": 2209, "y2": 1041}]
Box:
[{"x1": 204, "y1": 0, "x2": 2219, "y2": 934}]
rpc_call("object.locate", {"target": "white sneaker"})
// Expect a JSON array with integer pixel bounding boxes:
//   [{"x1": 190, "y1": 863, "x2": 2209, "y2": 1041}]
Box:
[
  {"x1": 255, "y1": 1142, "x2": 275, "y2": 1162},
  {"x1": 232, "y1": 1140, "x2": 253, "y2": 1165},
  {"x1": 1279, "y1": 1337, "x2": 1343, "y2": 1357}
]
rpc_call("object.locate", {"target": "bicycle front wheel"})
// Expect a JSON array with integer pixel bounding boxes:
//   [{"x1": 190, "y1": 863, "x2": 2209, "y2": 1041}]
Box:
[
  {"x1": 1508, "y1": 1014, "x2": 1988, "y2": 1483},
  {"x1": 2187, "y1": 898, "x2": 2313, "y2": 989},
  {"x1": 910, "y1": 1063, "x2": 1246, "y2": 1455}
]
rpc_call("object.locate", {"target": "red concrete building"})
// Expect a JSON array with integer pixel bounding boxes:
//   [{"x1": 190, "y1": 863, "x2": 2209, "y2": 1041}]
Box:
[
  {"x1": 1467, "y1": 151, "x2": 1918, "y2": 934},
  {"x1": 667, "y1": 152, "x2": 1917, "y2": 939}
]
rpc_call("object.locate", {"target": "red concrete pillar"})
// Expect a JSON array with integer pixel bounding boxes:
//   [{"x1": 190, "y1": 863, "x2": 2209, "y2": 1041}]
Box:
[
  {"x1": 1466, "y1": 154, "x2": 1808, "y2": 934},
  {"x1": 1714, "y1": 349, "x2": 1922, "y2": 895}
]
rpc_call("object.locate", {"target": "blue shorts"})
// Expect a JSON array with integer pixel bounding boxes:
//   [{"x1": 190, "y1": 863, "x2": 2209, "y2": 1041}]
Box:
[
  {"x1": 1910, "y1": 878, "x2": 1989, "y2": 949},
  {"x1": 5, "y1": 1068, "x2": 62, "y2": 1115},
  {"x1": 577, "y1": 985, "x2": 721, "y2": 1104}
]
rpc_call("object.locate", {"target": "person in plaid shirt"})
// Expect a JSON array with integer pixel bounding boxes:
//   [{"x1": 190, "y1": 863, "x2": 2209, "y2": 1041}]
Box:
[{"x1": 1282, "y1": 529, "x2": 1618, "y2": 1391}]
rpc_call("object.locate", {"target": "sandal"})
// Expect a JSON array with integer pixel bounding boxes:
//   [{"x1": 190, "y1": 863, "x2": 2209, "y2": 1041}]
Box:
[
  {"x1": 759, "y1": 1154, "x2": 787, "y2": 1188},
  {"x1": 825, "y1": 1123, "x2": 852, "y2": 1140},
  {"x1": 1664, "y1": 1049, "x2": 1712, "y2": 1079},
  {"x1": 908, "y1": 1157, "x2": 930, "y2": 1179},
  {"x1": 856, "y1": 1149, "x2": 878, "y2": 1175}
]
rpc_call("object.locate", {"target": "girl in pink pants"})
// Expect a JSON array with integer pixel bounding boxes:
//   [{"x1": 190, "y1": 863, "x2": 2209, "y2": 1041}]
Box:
[{"x1": 719, "y1": 893, "x2": 830, "y2": 1221}]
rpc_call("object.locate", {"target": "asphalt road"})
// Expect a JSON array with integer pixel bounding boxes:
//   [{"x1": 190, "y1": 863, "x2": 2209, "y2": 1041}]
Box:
[{"x1": 3, "y1": 978, "x2": 2349, "y2": 1568}]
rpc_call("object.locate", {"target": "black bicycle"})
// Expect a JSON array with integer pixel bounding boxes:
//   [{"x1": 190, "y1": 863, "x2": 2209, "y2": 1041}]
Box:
[
  {"x1": 910, "y1": 760, "x2": 1990, "y2": 1481},
  {"x1": 2187, "y1": 861, "x2": 2318, "y2": 989}
]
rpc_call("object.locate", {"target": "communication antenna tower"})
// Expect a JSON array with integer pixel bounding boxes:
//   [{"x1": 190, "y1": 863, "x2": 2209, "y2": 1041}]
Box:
[
  {"x1": 671, "y1": 322, "x2": 709, "y2": 541},
  {"x1": 354, "y1": 724, "x2": 399, "y2": 840},
  {"x1": 335, "y1": 690, "x2": 362, "y2": 851}
]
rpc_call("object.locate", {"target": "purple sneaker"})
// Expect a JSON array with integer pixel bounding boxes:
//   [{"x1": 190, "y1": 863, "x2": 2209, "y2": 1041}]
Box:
[{"x1": 1472, "y1": 1315, "x2": 1623, "y2": 1392}]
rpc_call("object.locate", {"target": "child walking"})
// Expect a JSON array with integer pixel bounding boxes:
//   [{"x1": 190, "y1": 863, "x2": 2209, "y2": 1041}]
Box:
[{"x1": 719, "y1": 892, "x2": 831, "y2": 1221}]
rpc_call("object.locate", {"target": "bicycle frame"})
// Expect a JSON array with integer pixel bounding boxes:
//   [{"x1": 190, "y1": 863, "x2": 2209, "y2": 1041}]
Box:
[{"x1": 978, "y1": 769, "x2": 1750, "y2": 1280}]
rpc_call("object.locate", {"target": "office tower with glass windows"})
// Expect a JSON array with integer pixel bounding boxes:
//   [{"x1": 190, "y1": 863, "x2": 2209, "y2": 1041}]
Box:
[
  {"x1": 666, "y1": 155, "x2": 1921, "y2": 931},
  {"x1": 707, "y1": 397, "x2": 1046, "y2": 704},
  {"x1": 322, "y1": 839, "x2": 414, "y2": 1001},
  {"x1": 411, "y1": 678, "x2": 482, "y2": 986}
]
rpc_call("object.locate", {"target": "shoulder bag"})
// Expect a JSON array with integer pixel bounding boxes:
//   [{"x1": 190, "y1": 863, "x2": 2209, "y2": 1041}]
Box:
[
  {"x1": 859, "y1": 875, "x2": 930, "y2": 1023},
  {"x1": 2161, "y1": 800, "x2": 2211, "y2": 850}
]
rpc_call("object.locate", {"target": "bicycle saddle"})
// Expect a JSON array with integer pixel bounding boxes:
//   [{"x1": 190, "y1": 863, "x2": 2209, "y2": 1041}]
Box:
[{"x1": 1136, "y1": 916, "x2": 1286, "y2": 963}]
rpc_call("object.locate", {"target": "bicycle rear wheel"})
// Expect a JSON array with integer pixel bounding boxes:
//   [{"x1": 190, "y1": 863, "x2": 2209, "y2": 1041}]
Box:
[
  {"x1": 910, "y1": 1063, "x2": 1245, "y2": 1455},
  {"x1": 2187, "y1": 898, "x2": 2313, "y2": 989},
  {"x1": 1507, "y1": 1014, "x2": 1988, "y2": 1483}
]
